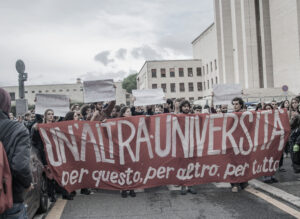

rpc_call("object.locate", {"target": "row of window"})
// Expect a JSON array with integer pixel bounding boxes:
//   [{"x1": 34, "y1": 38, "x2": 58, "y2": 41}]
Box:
[
  {"x1": 151, "y1": 67, "x2": 202, "y2": 78},
  {"x1": 24, "y1": 88, "x2": 83, "y2": 94},
  {"x1": 152, "y1": 77, "x2": 218, "y2": 93},
  {"x1": 203, "y1": 59, "x2": 217, "y2": 75}
]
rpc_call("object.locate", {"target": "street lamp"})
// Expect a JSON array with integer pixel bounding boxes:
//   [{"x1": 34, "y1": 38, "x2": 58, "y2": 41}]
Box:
[
  {"x1": 16, "y1": 59, "x2": 27, "y2": 99},
  {"x1": 15, "y1": 59, "x2": 28, "y2": 116}
]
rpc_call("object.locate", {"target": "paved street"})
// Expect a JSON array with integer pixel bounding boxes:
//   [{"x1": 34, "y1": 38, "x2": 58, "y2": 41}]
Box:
[{"x1": 34, "y1": 157, "x2": 300, "y2": 219}]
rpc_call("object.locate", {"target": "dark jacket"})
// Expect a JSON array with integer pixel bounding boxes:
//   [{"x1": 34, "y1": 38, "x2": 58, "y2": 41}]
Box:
[{"x1": 0, "y1": 110, "x2": 33, "y2": 203}]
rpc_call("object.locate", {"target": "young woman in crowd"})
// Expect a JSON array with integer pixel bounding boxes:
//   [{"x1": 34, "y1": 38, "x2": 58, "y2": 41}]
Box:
[
  {"x1": 111, "y1": 105, "x2": 121, "y2": 118},
  {"x1": 280, "y1": 100, "x2": 290, "y2": 110},
  {"x1": 289, "y1": 115, "x2": 300, "y2": 173},
  {"x1": 119, "y1": 106, "x2": 136, "y2": 198},
  {"x1": 289, "y1": 98, "x2": 300, "y2": 121},
  {"x1": 179, "y1": 100, "x2": 197, "y2": 195},
  {"x1": 31, "y1": 109, "x2": 57, "y2": 202}
]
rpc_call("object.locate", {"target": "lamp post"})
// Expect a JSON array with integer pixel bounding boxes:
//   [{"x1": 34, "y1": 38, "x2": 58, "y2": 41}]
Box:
[
  {"x1": 16, "y1": 59, "x2": 27, "y2": 99},
  {"x1": 15, "y1": 60, "x2": 28, "y2": 116}
]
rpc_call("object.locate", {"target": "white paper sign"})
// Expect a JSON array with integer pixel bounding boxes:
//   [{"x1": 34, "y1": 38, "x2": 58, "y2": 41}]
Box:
[
  {"x1": 83, "y1": 79, "x2": 115, "y2": 103},
  {"x1": 213, "y1": 84, "x2": 242, "y2": 105},
  {"x1": 35, "y1": 94, "x2": 70, "y2": 117},
  {"x1": 132, "y1": 88, "x2": 165, "y2": 106}
]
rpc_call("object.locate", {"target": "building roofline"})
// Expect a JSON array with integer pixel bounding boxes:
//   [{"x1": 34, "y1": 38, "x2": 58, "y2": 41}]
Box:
[
  {"x1": 191, "y1": 23, "x2": 215, "y2": 44},
  {"x1": 2, "y1": 83, "x2": 82, "y2": 88},
  {"x1": 137, "y1": 59, "x2": 202, "y2": 75}
]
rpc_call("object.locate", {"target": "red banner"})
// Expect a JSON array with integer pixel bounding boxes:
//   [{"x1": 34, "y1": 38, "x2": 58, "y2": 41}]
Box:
[{"x1": 38, "y1": 110, "x2": 290, "y2": 192}]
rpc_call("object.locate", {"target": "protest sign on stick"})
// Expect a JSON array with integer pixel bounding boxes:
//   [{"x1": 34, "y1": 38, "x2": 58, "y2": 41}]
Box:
[
  {"x1": 83, "y1": 79, "x2": 115, "y2": 103},
  {"x1": 38, "y1": 110, "x2": 290, "y2": 192},
  {"x1": 35, "y1": 94, "x2": 70, "y2": 117},
  {"x1": 132, "y1": 88, "x2": 165, "y2": 106},
  {"x1": 213, "y1": 84, "x2": 242, "y2": 105}
]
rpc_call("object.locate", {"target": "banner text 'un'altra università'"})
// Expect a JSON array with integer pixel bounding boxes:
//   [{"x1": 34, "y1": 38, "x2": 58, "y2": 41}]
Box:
[{"x1": 38, "y1": 110, "x2": 290, "y2": 192}]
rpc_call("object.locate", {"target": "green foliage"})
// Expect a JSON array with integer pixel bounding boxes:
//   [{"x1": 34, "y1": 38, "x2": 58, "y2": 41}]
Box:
[{"x1": 122, "y1": 73, "x2": 137, "y2": 93}]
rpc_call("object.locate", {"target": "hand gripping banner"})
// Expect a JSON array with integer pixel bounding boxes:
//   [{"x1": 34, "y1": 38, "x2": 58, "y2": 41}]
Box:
[{"x1": 38, "y1": 110, "x2": 290, "y2": 192}]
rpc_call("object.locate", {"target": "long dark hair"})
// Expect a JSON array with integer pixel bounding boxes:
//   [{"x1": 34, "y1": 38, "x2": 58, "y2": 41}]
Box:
[
  {"x1": 64, "y1": 111, "x2": 75, "y2": 121},
  {"x1": 120, "y1": 106, "x2": 130, "y2": 117}
]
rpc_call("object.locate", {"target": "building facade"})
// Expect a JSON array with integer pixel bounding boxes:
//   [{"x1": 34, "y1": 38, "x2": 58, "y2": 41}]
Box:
[
  {"x1": 137, "y1": 60, "x2": 208, "y2": 102},
  {"x1": 193, "y1": 0, "x2": 300, "y2": 97},
  {"x1": 3, "y1": 79, "x2": 130, "y2": 106}
]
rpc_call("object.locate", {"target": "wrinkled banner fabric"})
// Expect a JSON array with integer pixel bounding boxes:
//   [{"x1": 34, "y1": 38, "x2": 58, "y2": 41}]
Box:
[{"x1": 38, "y1": 110, "x2": 290, "y2": 193}]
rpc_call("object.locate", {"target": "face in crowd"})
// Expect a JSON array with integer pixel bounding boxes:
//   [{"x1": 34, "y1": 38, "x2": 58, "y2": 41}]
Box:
[
  {"x1": 45, "y1": 109, "x2": 54, "y2": 123},
  {"x1": 232, "y1": 100, "x2": 242, "y2": 112},
  {"x1": 283, "y1": 100, "x2": 289, "y2": 109},
  {"x1": 124, "y1": 108, "x2": 132, "y2": 117},
  {"x1": 271, "y1": 101, "x2": 278, "y2": 109},
  {"x1": 291, "y1": 98, "x2": 299, "y2": 111},
  {"x1": 221, "y1": 104, "x2": 228, "y2": 113},
  {"x1": 73, "y1": 112, "x2": 79, "y2": 121},
  {"x1": 96, "y1": 102, "x2": 103, "y2": 111},
  {"x1": 9, "y1": 112, "x2": 14, "y2": 120},
  {"x1": 181, "y1": 104, "x2": 190, "y2": 114}
]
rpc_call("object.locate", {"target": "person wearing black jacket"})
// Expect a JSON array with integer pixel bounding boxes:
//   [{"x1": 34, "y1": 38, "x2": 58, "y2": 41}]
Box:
[{"x1": 0, "y1": 88, "x2": 33, "y2": 219}]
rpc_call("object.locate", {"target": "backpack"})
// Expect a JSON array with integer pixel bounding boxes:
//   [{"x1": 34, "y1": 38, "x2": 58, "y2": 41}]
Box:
[{"x1": 0, "y1": 141, "x2": 13, "y2": 213}]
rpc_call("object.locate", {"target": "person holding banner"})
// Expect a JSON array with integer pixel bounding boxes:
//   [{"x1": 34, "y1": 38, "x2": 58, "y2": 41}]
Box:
[
  {"x1": 91, "y1": 101, "x2": 116, "y2": 122},
  {"x1": 119, "y1": 106, "x2": 137, "y2": 198},
  {"x1": 179, "y1": 100, "x2": 197, "y2": 195},
  {"x1": 230, "y1": 97, "x2": 249, "y2": 192}
]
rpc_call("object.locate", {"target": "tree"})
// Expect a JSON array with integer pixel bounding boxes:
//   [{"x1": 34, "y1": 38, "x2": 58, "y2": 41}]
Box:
[{"x1": 122, "y1": 73, "x2": 137, "y2": 93}]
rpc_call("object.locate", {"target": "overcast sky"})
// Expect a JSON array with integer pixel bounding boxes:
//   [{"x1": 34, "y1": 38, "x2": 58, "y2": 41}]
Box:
[{"x1": 0, "y1": 0, "x2": 214, "y2": 86}]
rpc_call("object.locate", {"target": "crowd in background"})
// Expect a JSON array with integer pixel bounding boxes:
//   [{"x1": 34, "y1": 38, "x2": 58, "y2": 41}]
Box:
[{"x1": 7, "y1": 95, "x2": 300, "y2": 199}]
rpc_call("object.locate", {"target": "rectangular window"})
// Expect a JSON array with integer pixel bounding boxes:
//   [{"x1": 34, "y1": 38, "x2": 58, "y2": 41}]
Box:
[
  {"x1": 179, "y1": 68, "x2": 184, "y2": 77},
  {"x1": 151, "y1": 69, "x2": 157, "y2": 78},
  {"x1": 66, "y1": 89, "x2": 69, "y2": 92},
  {"x1": 59, "y1": 89, "x2": 63, "y2": 92},
  {"x1": 169, "y1": 68, "x2": 175, "y2": 77},
  {"x1": 189, "y1": 97, "x2": 194, "y2": 102},
  {"x1": 203, "y1": 66, "x2": 205, "y2": 74},
  {"x1": 73, "y1": 89, "x2": 77, "y2": 91},
  {"x1": 126, "y1": 94, "x2": 130, "y2": 98},
  {"x1": 188, "y1": 82, "x2": 194, "y2": 92},
  {"x1": 170, "y1": 83, "x2": 176, "y2": 92},
  {"x1": 215, "y1": 76, "x2": 218, "y2": 84},
  {"x1": 161, "y1": 83, "x2": 167, "y2": 92},
  {"x1": 207, "y1": 80, "x2": 209, "y2": 89},
  {"x1": 9, "y1": 92, "x2": 15, "y2": 101},
  {"x1": 198, "y1": 97, "x2": 202, "y2": 100},
  {"x1": 161, "y1": 68, "x2": 166, "y2": 77},
  {"x1": 203, "y1": 82, "x2": 206, "y2": 90},
  {"x1": 38, "y1": 90, "x2": 42, "y2": 93},
  {"x1": 45, "y1": 90, "x2": 49, "y2": 93},
  {"x1": 210, "y1": 62, "x2": 213, "y2": 72},
  {"x1": 52, "y1": 90, "x2": 56, "y2": 92},
  {"x1": 32, "y1": 91, "x2": 35, "y2": 93},
  {"x1": 126, "y1": 101, "x2": 130, "y2": 106},
  {"x1": 197, "y1": 67, "x2": 202, "y2": 76},
  {"x1": 188, "y1": 68, "x2": 193, "y2": 77},
  {"x1": 215, "y1": 59, "x2": 217, "y2": 70},
  {"x1": 206, "y1": 64, "x2": 209, "y2": 74},
  {"x1": 179, "y1": 83, "x2": 185, "y2": 92},
  {"x1": 197, "y1": 82, "x2": 202, "y2": 91},
  {"x1": 211, "y1": 78, "x2": 213, "y2": 86},
  {"x1": 25, "y1": 91, "x2": 28, "y2": 94},
  {"x1": 152, "y1": 84, "x2": 157, "y2": 89}
]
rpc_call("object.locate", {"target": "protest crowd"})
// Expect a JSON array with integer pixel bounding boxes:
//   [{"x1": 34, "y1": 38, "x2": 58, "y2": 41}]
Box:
[{"x1": 0, "y1": 85, "x2": 300, "y2": 218}]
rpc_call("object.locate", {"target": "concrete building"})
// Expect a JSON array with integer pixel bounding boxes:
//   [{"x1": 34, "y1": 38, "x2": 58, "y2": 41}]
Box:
[
  {"x1": 3, "y1": 79, "x2": 130, "y2": 107},
  {"x1": 193, "y1": 0, "x2": 300, "y2": 99},
  {"x1": 137, "y1": 60, "x2": 205, "y2": 102}
]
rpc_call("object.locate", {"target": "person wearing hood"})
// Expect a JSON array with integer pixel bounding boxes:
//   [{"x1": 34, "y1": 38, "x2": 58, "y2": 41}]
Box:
[{"x1": 0, "y1": 88, "x2": 33, "y2": 219}]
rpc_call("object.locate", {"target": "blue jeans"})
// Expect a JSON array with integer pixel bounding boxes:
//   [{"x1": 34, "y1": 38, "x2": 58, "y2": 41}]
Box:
[{"x1": 0, "y1": 203, "x2": 28, "y2": 219}]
